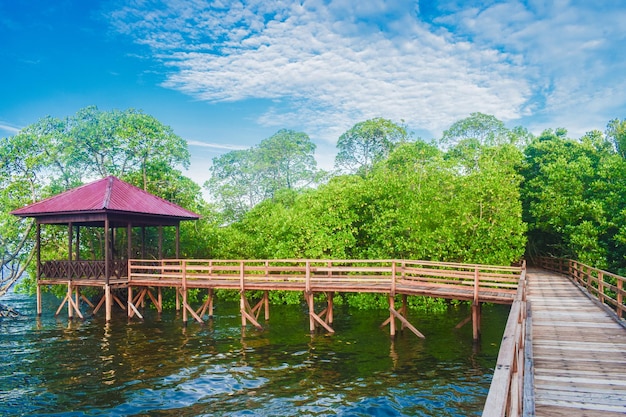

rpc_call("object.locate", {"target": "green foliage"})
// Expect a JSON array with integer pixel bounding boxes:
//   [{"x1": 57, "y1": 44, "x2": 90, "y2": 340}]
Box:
[
  {"x1": 440, "y1": 112, "x2": 529, "y2": 150},
  {"x1": 206, "y1": 129, "x2": 322, "y2": 221},
  {"x1": 219, "y1": 136, "x2": 526, "y2": 266},
  {"x1": 1, "y1": 106, "x2": 211, "y2": 297},
  {"x1": 521, "y1": 128, "x2": 626, "y2": 271},
  {"x1": 268, "y1": 290, "x2": 302, "y2": 305},
  {"x1": 6, "y1": 107, "x2": 626, "y2": 304},
  {"x1": 335, "y1": 117, "x2": 408, "y2": 175},
  {"x1": 606, "y1": 118, "x2": 626, "y2": 159}
]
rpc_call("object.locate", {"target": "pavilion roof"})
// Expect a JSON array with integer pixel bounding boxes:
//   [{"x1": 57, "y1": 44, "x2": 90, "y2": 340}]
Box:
[{"x1": 11, "y1": 176, "x2": 200, "y2": 226}]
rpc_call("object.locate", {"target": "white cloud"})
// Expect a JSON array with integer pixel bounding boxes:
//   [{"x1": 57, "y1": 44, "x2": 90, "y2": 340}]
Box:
[
  {"x1": 187, "y1": 139, "x2": 249, "y2": 151},
  {"x1": 432, "y1": 0, "x2": 626, "y2": 136},
  {"x1": 106, "y1": 0, "x2": 626, "y2": 141},
  {"x1": 0, "y1": 122, "x2": 22, "y2": 135}
]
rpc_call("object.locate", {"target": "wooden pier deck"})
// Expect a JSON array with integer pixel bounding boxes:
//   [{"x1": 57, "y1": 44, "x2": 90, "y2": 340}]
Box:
[
  {"x1": 527, "y1": 268, "x2": 626, "y2": 416},
  {"x1": 40, "y1": 258, "x2": 523, "y2": 338}
]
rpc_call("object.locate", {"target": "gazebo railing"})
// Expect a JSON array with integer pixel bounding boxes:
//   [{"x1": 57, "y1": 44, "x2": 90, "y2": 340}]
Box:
[{"x1": 41, "y1": 260, "x2": 128, "y2": 280}]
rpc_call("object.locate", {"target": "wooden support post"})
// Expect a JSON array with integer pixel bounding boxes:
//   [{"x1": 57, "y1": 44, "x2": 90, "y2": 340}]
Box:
[
  {"x1": 67, "y1": 289, "x2": 84, "y2": 320},
  {"x1": 306, "y1": 291, "x2": 334, "y2": 334},
  {"x1": 240, "y1": 290, "x2": 247, "y2": 327},
  {"x1": 36, "y1": 284, "x2": 42, "y2": 317},
  {"x1": 383, "y1": 294, "x2": 424, "y2": 339},
  {"x1": 240, "y1": 291, "x2": 263, "y2": 330},
  {"x1": 264, "y1": 290, "x2": 270, "y2": 321},
  {"x1": 178, "y1": 287, "x2": 203, "y2": 324},
  {"x1": 36, "y1": 223, "x2": 41, "y2": 316},
  {"x1": 128, "y1": 286, "x2": 133, "y2": 318},
  {"x1": 389, "y1": 308, "x2": 425, "y2": 339},
  {"x1": 195, "y1": 288, "x2": 214, "y2": 318},
  {"x1": 128, "y1": 287, "x2": 145, "y2": 320},
  {"x1": 105, "y1": 284, "x2": 112, "y2": 322},
  {"x1": 182, "y1": 288, "x2": 188, "y2": 323},
  {"x1": 389, "y1": 295, "x2": 396, "y2": 337},
  {"x1": 472, "y1": 265, "x2": 481, "y2": 341},
  {"x1": 105, "y1": 218, "x2": 110, "y2": 286},
  {"x1": 240, "y1": 261, "x2": 246, "y2": 327},
  {"x1": 175, "y1": 284, "x2": 180, "y2": 311},
  {"x1": 327, "y1": 292, "x2": 334, "y2": 325},
  {"x1": 158, "y1": 288, "x2": 163, "y2": 314},
  {"x1": 401, "y1": 294, "x2": 407, "y2": 330},
  {"x1": 472, "y1": 302, "x2": 481, "y2": 341},
  {"x1": 67, "y1": 282, "x2": 73, "y2": 319},
  {"x1": 75, "y1": 286, "x2": 81, "y2": 312},
  {"x1": 308, "y1": 292, "x2": 315, "y2": 333}
]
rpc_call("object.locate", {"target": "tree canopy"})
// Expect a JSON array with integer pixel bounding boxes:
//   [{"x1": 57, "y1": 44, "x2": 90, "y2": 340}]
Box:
[
  {"x1": 335, "y1": 117, "x2": 408, "y2": 175},
  {"x1": 0, "y1": 106, "x2": 205, "y2": 296},
  {"x1": 2, "y1": 106, "x2": 626, "y2": 300},
  {"x1": 205, "y1": 129, "x2": 321, "y2": 222}
]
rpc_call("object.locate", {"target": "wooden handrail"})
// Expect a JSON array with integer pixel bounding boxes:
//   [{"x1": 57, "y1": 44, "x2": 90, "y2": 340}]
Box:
[
  {"x1": 482, "y1": 266, "x2": 529, "y2": 417},
  {"x1": 127, "y1": 259, "x2": 522, "y2": 302},
  {"x1": 538, "y1": 256, "x2": 626, "y2": 320}
]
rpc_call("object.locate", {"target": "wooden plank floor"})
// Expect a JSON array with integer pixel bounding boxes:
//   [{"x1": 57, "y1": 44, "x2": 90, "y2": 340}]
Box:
[{"x1": 528, "y1": 269, "x2": 626, "y2": 417}]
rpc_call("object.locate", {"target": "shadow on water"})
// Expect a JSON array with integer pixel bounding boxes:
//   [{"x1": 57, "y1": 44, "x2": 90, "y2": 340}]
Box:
[{"x1": 0, "y1": 290, "x2": 509, "y2": 416}]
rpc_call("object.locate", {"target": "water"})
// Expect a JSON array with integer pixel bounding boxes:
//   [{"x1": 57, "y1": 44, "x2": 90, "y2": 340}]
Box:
[{"x1": 0, "y1": 289, "x2": 508, "y2": 416}]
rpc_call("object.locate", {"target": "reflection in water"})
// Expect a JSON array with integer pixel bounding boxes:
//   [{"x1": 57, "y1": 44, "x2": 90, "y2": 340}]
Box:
[{"x1": 0, "y1": 290, "x2": 509, "y2": 416}]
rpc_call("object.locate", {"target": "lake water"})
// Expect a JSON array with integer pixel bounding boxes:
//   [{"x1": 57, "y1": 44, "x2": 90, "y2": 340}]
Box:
[{"x1": 0, "y1": 289, "x2": 508, "y2": 416}]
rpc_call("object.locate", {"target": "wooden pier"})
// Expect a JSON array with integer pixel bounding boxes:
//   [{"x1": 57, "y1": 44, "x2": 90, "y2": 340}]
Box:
[
  {"x1": 528, "y1": 265, "x2": 626, "y2": 416},
  {"x1": 483, "y1": 261, "x2": 626, "y2": 416},
  {"x1": 40, "y1": 258, "x2": 524, "y2": 340}
]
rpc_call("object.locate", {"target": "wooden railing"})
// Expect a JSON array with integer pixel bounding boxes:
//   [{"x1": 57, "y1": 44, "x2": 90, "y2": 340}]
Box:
[
  {"x1": 41, "y1": 260, "x2": 128, "y2": 280},
  {"x1": 127, "y1": 259, "x2": 522, "y2": 302},
  {"x1": 538, "y1": 256, "x2": 626, "y2": 320},
  {"x1": 482, "y1": 267, "x2": 530, "y2": 417}
]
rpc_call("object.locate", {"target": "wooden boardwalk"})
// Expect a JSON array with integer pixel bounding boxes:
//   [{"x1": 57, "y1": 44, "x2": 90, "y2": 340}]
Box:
[
  {"x1": 527, "y1": 268, "x2": 626, "y2": 416},
  {"x1": 42, "y1": 259, "x2": 523, "y2": 338}
]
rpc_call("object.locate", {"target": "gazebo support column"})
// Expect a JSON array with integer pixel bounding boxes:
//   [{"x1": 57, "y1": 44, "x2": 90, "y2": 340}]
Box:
[
  {"x1": 67, "y1": 282, "x2": 73, "y2": 319},
  {"x1": 10, "y1": 176, "x2": 200, "y2": 322},
  {"x1": 105, "y1": 218, "x2": 111, "y2": 322},
  {"x1": 36, "y1": 223, "x2": 41, "y2": 316},
  {"x1": 105, "y1": 284, "x2": 112, "y2": 322}
]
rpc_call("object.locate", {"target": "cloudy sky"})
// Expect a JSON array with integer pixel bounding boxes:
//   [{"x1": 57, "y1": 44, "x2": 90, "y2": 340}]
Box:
[{"x1": 1, "y1": 0, "x2": 625, "y2": 184}]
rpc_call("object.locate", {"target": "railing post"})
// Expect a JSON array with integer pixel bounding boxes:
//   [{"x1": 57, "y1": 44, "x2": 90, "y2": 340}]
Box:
[
  {"x1": 618, "y1": 278, "x2": 624, "y2": 320},
  {"x1": 182, "y1": 260, "x2": 188, "y2": 323},
  {"x1": 305, "y1": 261, "x2": 311, "y2": 294},
  {"x1": 598, "y1": 271, "x2": 604, "y2": 304},
  {"x1": 305, "y1": 261, "x2": 314, "y2": 333},
  {"x1": 182, "y1": 259, "x2": 187, "y2": 289},
  {"x1": 473, "y1": 266, "x2": 481, "y2": 341},
  {"x1": 240, "y1": 261, "x2": 246, "y2": 327},
  {"x1": 473, "y1": 266, "x2": 480, "y2": 304},
  {"x1": 391, "y1": 261, "x2": 396, "y2": 297}
]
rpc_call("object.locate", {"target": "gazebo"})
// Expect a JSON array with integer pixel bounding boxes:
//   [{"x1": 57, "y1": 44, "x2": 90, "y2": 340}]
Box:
[{"x1": 11, "y1": 176, "x2": 200, "y2": 321}]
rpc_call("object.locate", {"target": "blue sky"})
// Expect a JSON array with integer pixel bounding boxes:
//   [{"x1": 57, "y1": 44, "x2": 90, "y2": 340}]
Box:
[{"x1": 2, "y1": 0, "x2": 625, "y2": 186}]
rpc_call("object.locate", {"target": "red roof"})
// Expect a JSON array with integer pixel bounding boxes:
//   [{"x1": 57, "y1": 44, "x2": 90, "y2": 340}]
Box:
[{"x1": 11, "y1": 176, "x2": 200, "y2": 222}]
